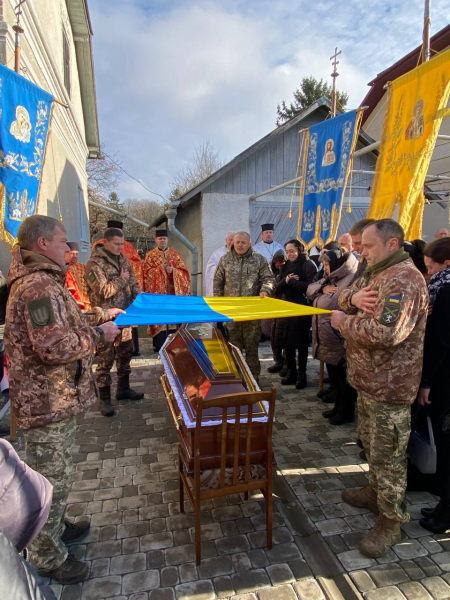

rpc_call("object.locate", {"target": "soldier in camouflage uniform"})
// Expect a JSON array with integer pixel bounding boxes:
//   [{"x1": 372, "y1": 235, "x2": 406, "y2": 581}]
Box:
[
  {"x1": 86, "y1": 227, "x2": 143, "y2": 416},
  {"x1": 4, "y1": 216, "x2": 120, "y2": 584},
  {"x1": 331, "y1": 219, "x2": 428, "y2": 558},
  {"x1": 213, "y1": 231, "x2": 274, "y2": 380}
]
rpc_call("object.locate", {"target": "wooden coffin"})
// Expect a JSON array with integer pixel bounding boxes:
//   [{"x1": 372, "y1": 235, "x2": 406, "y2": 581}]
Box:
[{"x1": 160, "y1": 323, "x2": 272, "y2": 473}]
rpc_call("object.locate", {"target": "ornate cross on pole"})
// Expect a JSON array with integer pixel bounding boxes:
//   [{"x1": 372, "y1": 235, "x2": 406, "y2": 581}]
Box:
[{"x1": 330, "y1": 47, "x2": 341, "y2": 118}]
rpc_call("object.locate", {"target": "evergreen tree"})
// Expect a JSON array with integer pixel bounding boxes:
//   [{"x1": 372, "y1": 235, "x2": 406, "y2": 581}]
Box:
[{"x1": 276, "y1": 76, "x2": 349, "y2": 126}]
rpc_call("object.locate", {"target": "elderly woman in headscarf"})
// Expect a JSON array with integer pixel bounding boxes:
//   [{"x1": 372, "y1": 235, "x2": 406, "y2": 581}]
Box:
[{"x1": 307, "y1": 244, "x2": 358, "y2": 425}]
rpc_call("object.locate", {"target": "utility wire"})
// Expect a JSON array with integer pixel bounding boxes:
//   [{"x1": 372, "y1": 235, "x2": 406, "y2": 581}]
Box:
[{"x1": 102, "y1": 152, "x2": 167, "y2": 202}]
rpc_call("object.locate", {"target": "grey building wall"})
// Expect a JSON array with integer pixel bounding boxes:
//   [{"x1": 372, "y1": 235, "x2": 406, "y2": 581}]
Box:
[{"x1": 170, "y1": 198, "x2": 203, "y2": 295}]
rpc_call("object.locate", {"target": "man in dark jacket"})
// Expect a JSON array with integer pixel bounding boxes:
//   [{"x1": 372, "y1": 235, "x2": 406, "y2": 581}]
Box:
[
  {"x1": 213, "y1": 231, "x2": 274, "y2": 380},
  {"x1": 5, "y1": 216, "x2": 120, "y2": 584}
]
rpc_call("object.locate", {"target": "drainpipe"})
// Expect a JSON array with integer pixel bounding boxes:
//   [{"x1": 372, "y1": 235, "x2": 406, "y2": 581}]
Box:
[{"x1": 165, "y1": 205, "x2": 198, "y2": 296}]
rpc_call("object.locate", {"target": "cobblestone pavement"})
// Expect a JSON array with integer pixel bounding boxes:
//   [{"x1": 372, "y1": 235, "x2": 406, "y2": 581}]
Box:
[{"x1": 23, "y1": 341, "x2": 449, "y2": 600}]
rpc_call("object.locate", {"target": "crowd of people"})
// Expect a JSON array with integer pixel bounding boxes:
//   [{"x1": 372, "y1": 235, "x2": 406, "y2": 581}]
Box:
[{"x1": 0, "y1": 214, "x2": 449, "y2": 591}]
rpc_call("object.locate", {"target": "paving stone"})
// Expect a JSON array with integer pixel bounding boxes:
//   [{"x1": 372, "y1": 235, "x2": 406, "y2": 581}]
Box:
[
  {"x1": 421, "y1": 576, "x2": 450, "y2": 599},
  {"x1": 140, "y1": 532, "x2": 174, "y2": 551},
  {"x1": 392, "y1": 540, "x2": 429, "y2": 560},
  {"x1": 122, "y1": 570, "x2": 160, "y2": 594},
  {"x1": 122, "y1": 537, "x2": 139, "y2": 555},
  {"x1": 230, "y1": 595, "x2": 257, "y2": 600},
  {"x1": 110, "y1": 552, "x2": 146, "y2": 575},
  {"x1": 232, "y1": 569, "x2": 271, "y2": 594},
  {"x1": 173, "y1": 530, "x2": 192, "y2": 546},
  {"x1": 85, "y1": 540, "x2": 122, "y2": 559},
  {"x1": 61, "y1": 583, "x2": 82, "y2": 599},
  {"x1": 248, "y1": 549, "x2": 269, "y2": 569},
  {"x1": 293, "y1": 578, "x2": 325, "y2": 600},
  {"x1": 368, "y1": 564, "x2": 409, "y2": 587},
  {"x1": 212, "y1": 506, "x2": 243, "y2": 522},
  {"x1": 247, "y1": 531, "x2": 268, "y2": 549},
  {"x1": 316, "y1": 518, "x2": 352, "y2": 536},
  {"x1": 365, "y1": 587, "x2": 407, "y2": 600},
  {"x1": 216, "y1": 534, "x2": 250, "y2": 556},
  {"x1": 266, "y1": 563, "x2": 295, "y2": 585},
  {"x1": 189, "y1": 523, "x2": 223, "y2": 542},
  {"x1": 419, "y1": 536, "x2": 443, "y2": 555},
  {"x1": 179, "y1": 563, "x2": 198, "y2": 583},
  {"x1": 431, "y1": 550, "x2": 450, "y2": 571},
  {"x1": 415, "y1": 556, "x2": 442, "y2": 577},
  {"x1": 289, "y1": 557, "x2": 312, "y2": 579},
  {"x1": 161, "y1": 567, "x2": 180, "y2": 587},
  {"x1": 231, "y1": 552, "x2": 252, "y2": 572},
  {"x1": 213, "y1": 575, "x2": 235, "y2": 598},
  {"x1": 265, "y1": 542, "x2": 302, "y2": 564},
  {"x1": 149, "y1": 591, "x2": 175, "y2": 600},
  {"x1": 337, "y1": 549, "x2": 377, "y2": 571},
  {"x1": 398, "y1": 581, "x2": 433, "y2": 600},
  {"x1": 258, "y1": 584, "x2": 298, "y2": 600},
  {"x1": 272, "y1": 527, "x2": 294, "y2": 544},
  {"x1": 349, "y1": 570, "x2": 376, "y2": 593},
  {"x1": 175, "y1": 580, "x2": 215, "y2": 600},
  {"x1": 399, "y1": 561, "x2": 426, "y2": 581},
  {"x1": 90, "y1": 558, "x2": 110, "y2": 578},
  {"x1": 146, "y1": 550, "x2": 166, "y2": 569},
  {"x1": 166, "y1": 544, "x2": 196, "y2": 566},
  {"x1": 198, "y1": 555, "x2": 233, "y2": 579},
  {"x1": 81, "y1": 576, "x2": 122, "y2": 600},
  {"x1": 221, "y1": 521, "x2": 239, "y2": 536},
  {"x1": 341, "y1": 531, "x2": 366, "y2": 550},
  {"x1": 90, "y1": 512, "x2": 122, "y2": 527},
  {"x1": 118, "y1": 495, "x2": 148, "y2": 510},
  {"x1": 326, "y1": 535, "x2": 349, "y2": 553},
  {"x1": 117, "y1": 522, "x2": 149, "y2": 539},
  {"x1": 402, "y1": 521, "x2": 433, "y2": 539}
]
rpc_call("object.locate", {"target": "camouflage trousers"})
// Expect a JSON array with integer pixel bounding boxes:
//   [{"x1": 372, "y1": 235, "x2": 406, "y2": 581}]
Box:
[
  {"x1": 96, "y1": 337, "x2": 133, "y2": 387},
  {"x1": 358, "y1": 393, "x2": 411, "y2": 523},
  {"x1": 227, "y1": 320, "x2": 261, "y2": 379},
  {"x1": 23, "y1": 416, "x2": 77, "y2": 571}
]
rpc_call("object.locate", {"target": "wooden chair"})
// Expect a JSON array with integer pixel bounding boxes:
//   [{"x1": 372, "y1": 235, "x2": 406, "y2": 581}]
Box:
[{"x1": 178, "y1": 387, "x2": 276, "y2": 565}]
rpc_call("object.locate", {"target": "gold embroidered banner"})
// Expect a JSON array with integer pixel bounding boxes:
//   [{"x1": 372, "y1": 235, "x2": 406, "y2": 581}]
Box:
[{"x1": 368, "y1": 49, "x2": 450, "y2": 240}]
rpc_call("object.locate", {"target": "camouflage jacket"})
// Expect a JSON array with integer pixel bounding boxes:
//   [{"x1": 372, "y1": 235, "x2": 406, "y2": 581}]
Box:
[
  {"x1": 337, "y1": 252, "x2": 428, "y2": 404},
  {"x1": 4, "y1": 246, "x2": 101, "y2": 430},
  {"x1": 85, "y1": 244, "x2": 141, "y2": 311},
  {"x1": 213, "y1": 247, "x2": 275, "y2": 297}
]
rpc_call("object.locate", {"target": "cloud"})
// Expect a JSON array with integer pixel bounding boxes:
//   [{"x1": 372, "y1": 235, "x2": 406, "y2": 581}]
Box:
[{"x1": 88, "y1": 0, "x2": 449, "y2": 200}]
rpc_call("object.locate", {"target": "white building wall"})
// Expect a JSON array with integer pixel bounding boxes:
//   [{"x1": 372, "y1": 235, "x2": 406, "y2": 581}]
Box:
[{"x1": 0, "y1": 0, "x2": 92, "y2": 276}]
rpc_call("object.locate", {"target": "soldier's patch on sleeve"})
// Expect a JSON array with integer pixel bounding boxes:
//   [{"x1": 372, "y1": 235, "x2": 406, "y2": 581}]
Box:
[
  {"x1": 88, "y1": 271, "x2": 96, "y2": 283},
  {"x1": 27, "y1": 297, "x2": 57, "y2": 329},
  {"x1": 380, "y1": 293, "x2": 404, "y2": 327}
]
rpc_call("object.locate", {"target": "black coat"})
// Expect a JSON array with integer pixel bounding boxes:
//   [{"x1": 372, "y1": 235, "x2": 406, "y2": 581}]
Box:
[
  {"x1": 422, "y1": 283, "x2": 450, "y2": 418},
  {"x1": 273, "y1": 255, "x2": 317, "y2": 349}
]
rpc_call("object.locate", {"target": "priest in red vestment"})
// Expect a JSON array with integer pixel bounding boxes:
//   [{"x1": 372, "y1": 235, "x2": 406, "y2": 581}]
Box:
[
  {"x1": 65, "y1": 242, "x2": 91, "y2": 310},
  {"x1": 143, "y1": 228, "x2": 191, "y2": 351},
  {"x1": 93, "y1": 220, "x2": 144, "y2": 355}
]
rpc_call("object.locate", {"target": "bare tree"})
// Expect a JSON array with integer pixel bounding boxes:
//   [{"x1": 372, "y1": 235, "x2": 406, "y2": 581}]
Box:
[
  {"x1": 87, "y1": 145, "x2": 122, "y2": 239},
  {"x1": 169, "y1": 140, "x2": 224, "y2": 199},
  {"x1": 122, "y1": 198, "x2": 166, "y2": 248}
]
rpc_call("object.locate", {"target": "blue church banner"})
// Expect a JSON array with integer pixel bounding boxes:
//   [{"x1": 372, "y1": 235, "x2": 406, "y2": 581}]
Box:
[
  {"x1": 0, "y1": 64, "x2": 53, "y2": 244},
  {"x1": 297, "y1": 110, "x2": 361, "y2": 249}
]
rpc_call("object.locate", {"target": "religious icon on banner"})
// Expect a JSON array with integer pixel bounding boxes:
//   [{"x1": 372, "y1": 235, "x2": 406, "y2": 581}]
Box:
[
  {"x1": 322, "y1": 139, "x2": 336, "y2": 166},
  {"x1": 405, "y1": 99, "x2": 424, "y2": 141},
  {"x1": 368, "y1": 48, "x2": 450, "y2": 240},
  {"x1": 297, "y1": 110, "x2": 361, "y2": 250},
  {"x1": 0, "y1": 64, "x2": 54, "y2": 245}
]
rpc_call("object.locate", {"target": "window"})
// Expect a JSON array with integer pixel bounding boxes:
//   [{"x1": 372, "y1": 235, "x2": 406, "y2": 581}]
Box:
[{"x1": 63, "y1": 32, "x2": 70, "y2": 96}]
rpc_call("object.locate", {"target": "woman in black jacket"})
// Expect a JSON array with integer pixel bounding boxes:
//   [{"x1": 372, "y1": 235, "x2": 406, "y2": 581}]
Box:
[
  {"x1": 275, "y1": 239, "x2": 317, "y2": 389},
  {"x1": 417, "y1": 237, "x2": 450, "y2": 533}
]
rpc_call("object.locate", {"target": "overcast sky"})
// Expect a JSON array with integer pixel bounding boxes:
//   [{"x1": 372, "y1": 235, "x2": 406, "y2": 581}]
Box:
[{"x1": 88, "y1": 0, "x2": 450, "y2": 202}]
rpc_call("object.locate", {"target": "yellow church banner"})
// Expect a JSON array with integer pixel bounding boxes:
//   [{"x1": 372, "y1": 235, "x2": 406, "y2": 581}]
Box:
[{"x1": 368, "y1": 48, "x2": 450, "y2": 240}]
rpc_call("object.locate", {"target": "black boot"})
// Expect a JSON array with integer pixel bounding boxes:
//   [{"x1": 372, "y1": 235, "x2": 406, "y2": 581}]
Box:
[
  {"x1": 116, "y1": 376, "x2": 144, "y2": 400},
  {"x1": 99, "y1": 386, "x2": 114, "y2": 417},
  {"x1": 421, "y1": 501, "x2": 441, "y2": 518},
  {"x1": 296, "y1": 372, "x2": 307, "y2": 390},
  {"x1": 279, "y1": 365, "x2": 288, "y2": 377},
  {"x1": 281, "y1": 370, "x2": 297, "y2": 385},
  {"x1": 321, "y1": 389, "x2": 337, "y2": 404},
  {"x1": 322, "y1": 405, "x2": 339, "y2": 419},
  {"x1": 267, "y1": 363, "x2": 283, "y2": 373},
  {"x1": 329, "y1": 410, "x2": 354, "y2": 425},
  {"x1": 317, "y1": 387, "x2": 333, "y2": 399},
  {"x1": 419, "y1": 500, "x2": 450, "y2": 534}
]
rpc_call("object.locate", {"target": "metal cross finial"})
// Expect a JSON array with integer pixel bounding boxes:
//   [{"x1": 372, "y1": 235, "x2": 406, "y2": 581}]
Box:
[{"x1": 330, "y1": 47, "x2": 342, "y2": 118}]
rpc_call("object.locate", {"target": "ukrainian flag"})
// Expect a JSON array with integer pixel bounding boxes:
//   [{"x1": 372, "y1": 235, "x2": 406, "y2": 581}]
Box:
[{"x1": 114, "y1": 294, "x2": 330, "y2": 327}]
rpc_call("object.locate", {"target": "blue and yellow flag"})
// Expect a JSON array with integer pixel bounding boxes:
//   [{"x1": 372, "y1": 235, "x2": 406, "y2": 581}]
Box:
[
  {"x1": 114, "y1": 294, "x2": 330, "y2": 327},
  {"x1": 368, "y1": 48, "x2": 450, "y2": 240},
  {"x1": 0, "y1": 64, "x2": 54, "y2": 244},
  {"x1": 297, "y1": 110, "x2": 361, "y2": 249}
]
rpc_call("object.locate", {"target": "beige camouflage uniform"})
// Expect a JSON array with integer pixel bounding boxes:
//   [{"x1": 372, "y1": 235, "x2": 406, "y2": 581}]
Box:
[
  {"x1": 338, "y1": 251, "x2": 428, "y2": 522},
  {"x1": 85, "y1": 244, "x2": 141, "y2": 387},
  {"x1": 213, "y1": 247, "x2": 274, "y2": 379},
  {"x1": 4, "y1": 246, "x2": 102, "y2": 571}
]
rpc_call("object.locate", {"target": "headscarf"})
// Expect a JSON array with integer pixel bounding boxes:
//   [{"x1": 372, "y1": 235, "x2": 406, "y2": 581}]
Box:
[{"x1": 428, "y1": 265, "x2": 450, "y2": 305}]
